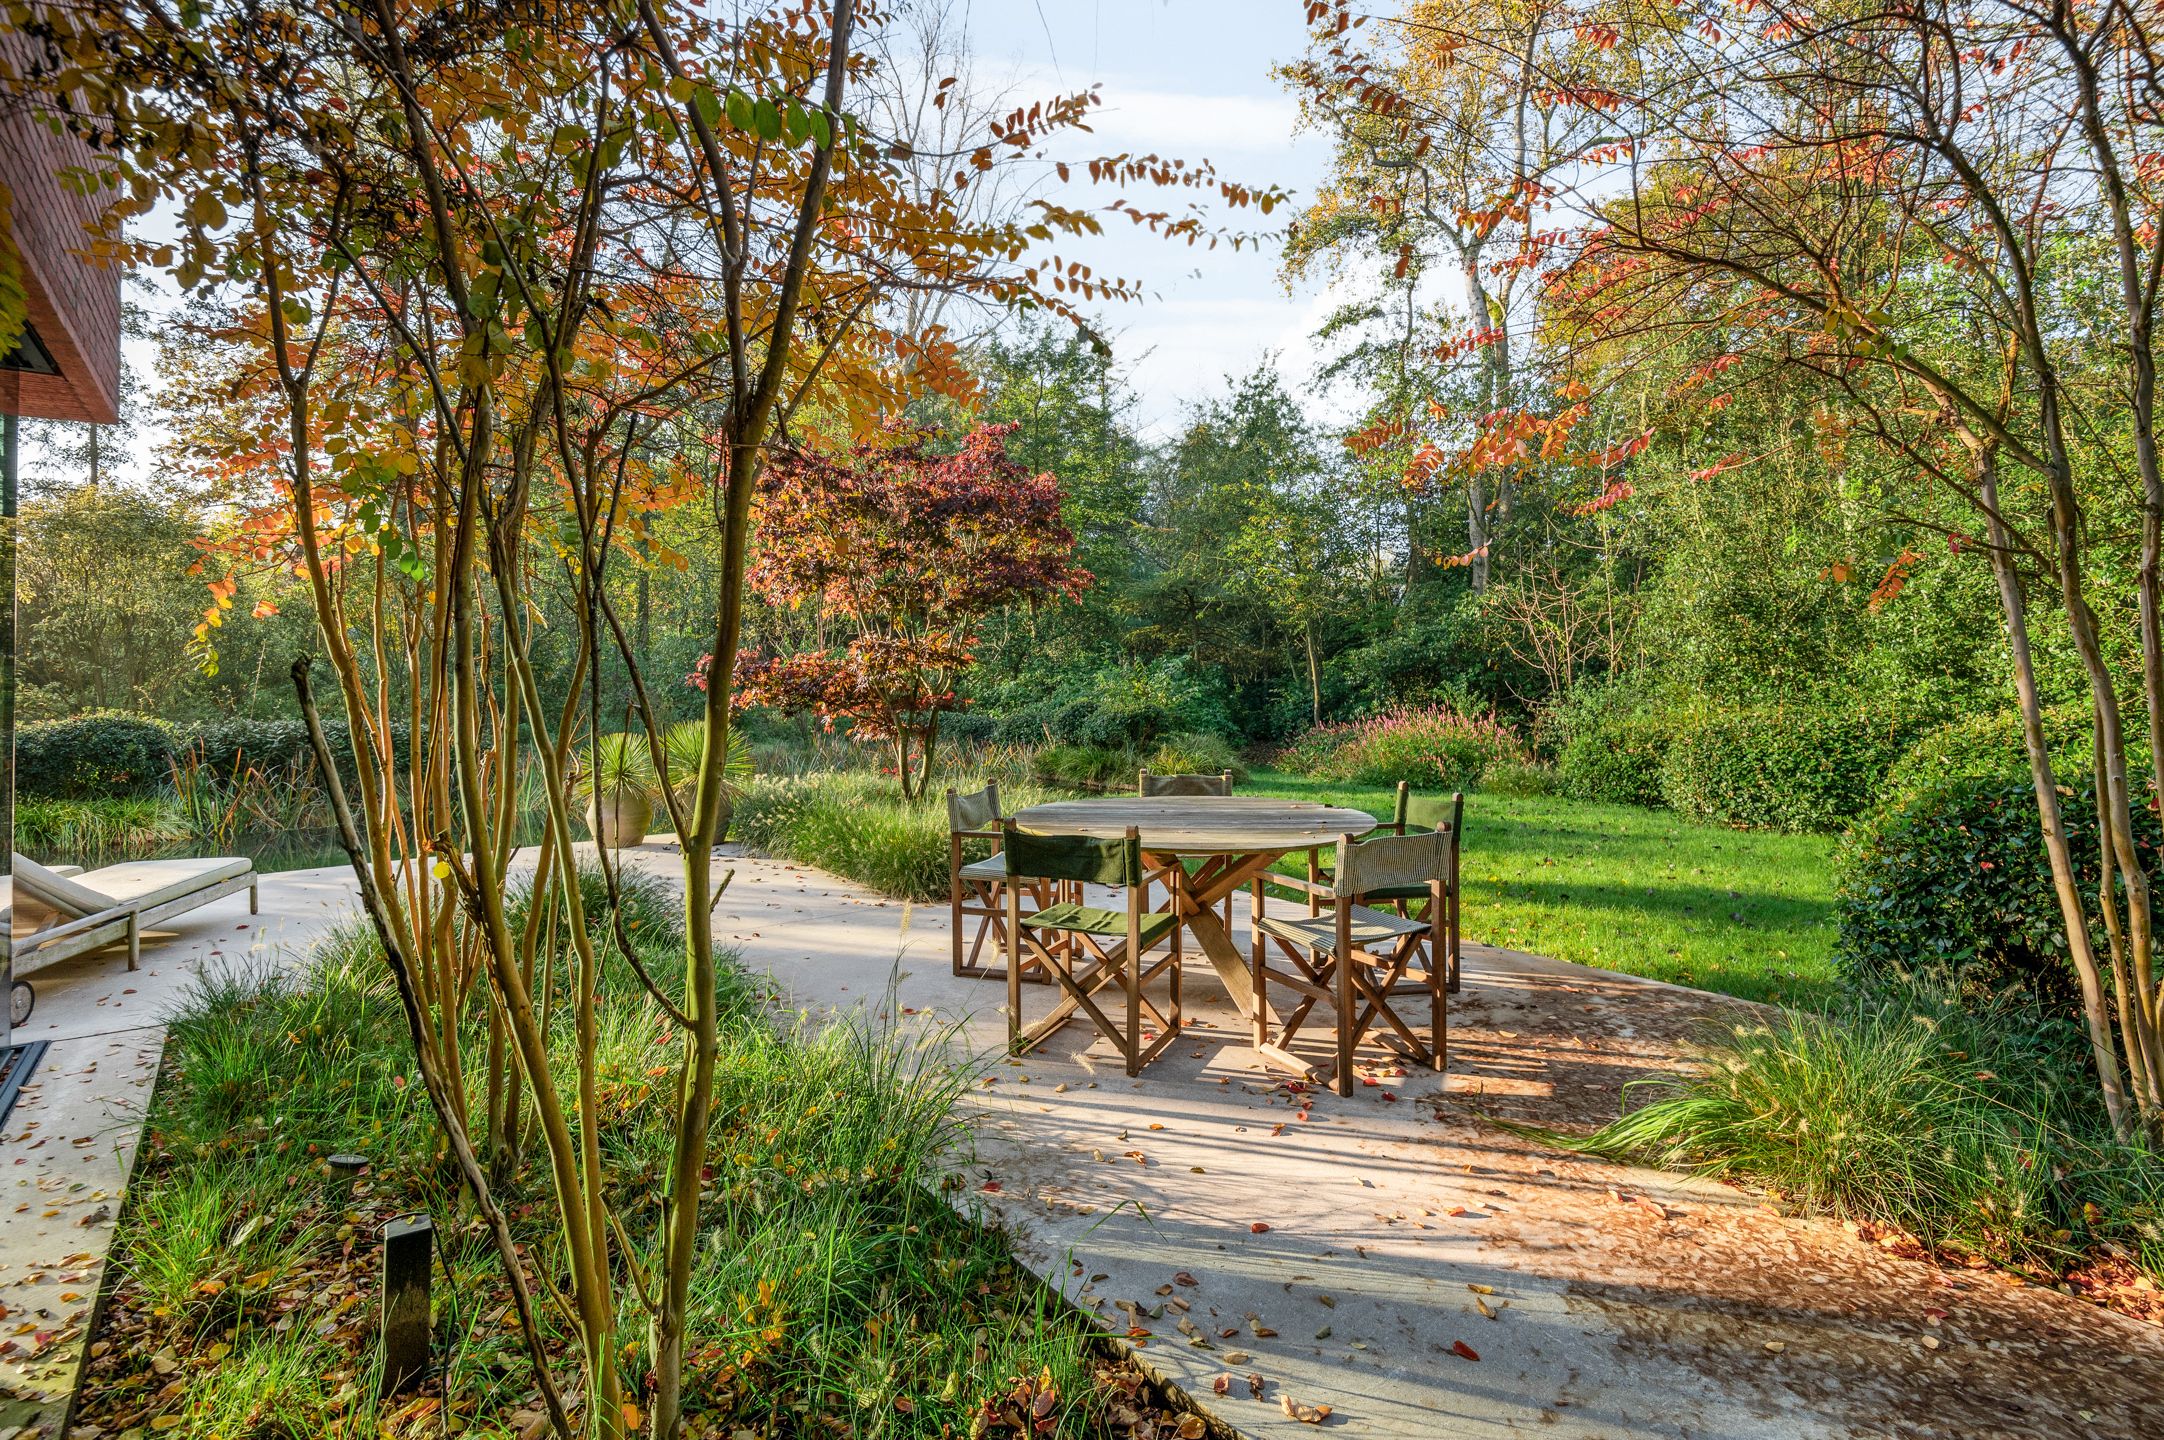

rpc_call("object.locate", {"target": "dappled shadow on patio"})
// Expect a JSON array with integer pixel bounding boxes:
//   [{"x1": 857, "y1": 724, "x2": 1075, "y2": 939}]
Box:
[{"x1": 630, "y1": 843, "x2": 2164, "y2": 1440}]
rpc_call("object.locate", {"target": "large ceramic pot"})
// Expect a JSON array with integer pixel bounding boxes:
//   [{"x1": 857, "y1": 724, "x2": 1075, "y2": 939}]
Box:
[{"x1": 585, "y1": 787, "x2": 654, "y2": 850}]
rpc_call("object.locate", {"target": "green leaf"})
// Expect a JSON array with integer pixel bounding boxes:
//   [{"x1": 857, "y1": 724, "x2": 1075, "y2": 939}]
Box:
[
  {"x1": 807, "y1": 109, "x2": 832, "y2": 148},
  {"x1": 752, "y1": 97, "x2": 783, "y2": 142},
  {"x1": 723, "y1": 88, "x2": 753, "y2": 131},
  {"x1": 696, "y1": 86, "x2": 724, "y2": 131}
]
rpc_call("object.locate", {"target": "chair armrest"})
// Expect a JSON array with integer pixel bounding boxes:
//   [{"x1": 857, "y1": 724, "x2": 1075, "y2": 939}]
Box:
[{"x1": 951, "y1": 827, "x2": 1005, "y2": 842}]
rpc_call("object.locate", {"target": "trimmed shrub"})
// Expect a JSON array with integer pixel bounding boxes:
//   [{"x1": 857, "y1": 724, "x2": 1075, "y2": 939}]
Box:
[
  {"x1": 1480, "y1": 757, "x2": 1559, "y2": 797},
  {"x1": 1543, "y1": 683, "x2": 1673, "y2": 807},
  {"x1": 1881, "y1": 704, "x2": 2145, "y2": 812},
  {"x1": 17, "y1": 711, "x2": 179, "y2": 796},
  {"x1": 1276, "y1": 705, "x2": 1529, "y2": 790},
  {"x1": 183, "y1": 715, "x2": 411, "y2": 788},
  {"x1": 1657, "y1": 706, "x2": 1915, "y2": 832},
  {"x1": 1835, "y1": 776, "x2": 2161, "y2": 1007}
]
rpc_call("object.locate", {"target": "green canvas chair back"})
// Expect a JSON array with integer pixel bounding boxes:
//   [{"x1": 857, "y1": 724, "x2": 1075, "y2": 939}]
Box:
[
  {"x1": 1139, "y1": 770, "x2": 1233, "y2": 797},
  {"x1": 1001, "y1": 825, "x2": 1144, "y2": 887},
  {"x1": 1333, "y1": 829, "x2": 1447, "y2": 897},
  {"x1": 947, "y1": 781, "x2": 1002, "y2": 833},
  {"x1": 1405, "y1": 791, "x2": 1462, "y2": 837}
]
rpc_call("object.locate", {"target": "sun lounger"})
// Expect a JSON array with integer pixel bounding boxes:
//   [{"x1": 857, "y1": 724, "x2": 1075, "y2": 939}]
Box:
[{"x1": 8, "y1": 854, "x2": 258, "y2": 976}]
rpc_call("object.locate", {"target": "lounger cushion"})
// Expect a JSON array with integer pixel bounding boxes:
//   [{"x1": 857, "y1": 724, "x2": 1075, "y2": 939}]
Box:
[
  {"x1": 12, "y1": 855, "x2": 115, "y2": 917},
  {"x1": 79, "y1": 857, "x2": 252, "y2": 911},
  {"x1": 12, "y1": 853, "x2": 250, "y2": 917}
]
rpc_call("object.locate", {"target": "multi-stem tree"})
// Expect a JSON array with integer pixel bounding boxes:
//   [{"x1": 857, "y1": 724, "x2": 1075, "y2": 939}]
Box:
[
  {"x1": 4, "y1": 3, "x2": 1277, "y2": 1433},
  {"x1": 1535, "y1": 0, "x2": 2164, "y2": 1139}
]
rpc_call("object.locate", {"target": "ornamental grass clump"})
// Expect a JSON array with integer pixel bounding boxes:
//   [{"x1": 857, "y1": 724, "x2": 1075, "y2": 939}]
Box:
[
  {"x1": 1277, "y1": 705, "x2": 1528, "y2": 790},
  {"x1": 1555, "y1": 987, "x2": 2164, "y2": 1282}
]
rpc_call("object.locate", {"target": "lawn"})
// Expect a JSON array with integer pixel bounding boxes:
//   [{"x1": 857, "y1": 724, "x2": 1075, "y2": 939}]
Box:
[{"x1": 1247, "y1": 770, "x2": 1842, "y2": 1009}]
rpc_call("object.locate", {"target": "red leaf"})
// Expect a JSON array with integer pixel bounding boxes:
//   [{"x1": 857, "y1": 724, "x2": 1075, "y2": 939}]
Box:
[{"x1": 1452, "y1": 1340, "x2": 1481, "y2": 1361}]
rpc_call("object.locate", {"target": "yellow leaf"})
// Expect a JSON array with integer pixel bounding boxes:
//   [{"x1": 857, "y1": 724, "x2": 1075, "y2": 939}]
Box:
[
  {"x1": 152, "y1": 1418, "x2": 184, "y2": 1431},
  {"x1": 622, "y1": 1401, "x2": 643, "y2": 1432}
]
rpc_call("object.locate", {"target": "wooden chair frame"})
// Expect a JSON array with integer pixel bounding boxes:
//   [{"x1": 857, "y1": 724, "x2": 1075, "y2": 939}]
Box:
[
  {"x1": 947, "y1": 781, "x2": 1057, "y2": 980},
  {"x1": 1250, "y1": 829, "x2": 1447, "y2": 1096},
  {"x1": 1003, "y1": 825, "x2": 1183, "y2": 1076},
  {"x1": 1282, "y1": 782, "x2": 1463, "y2": 993},
  {"x1": 1137, "y1": 770, "x2": 1236, "y2": 940}
]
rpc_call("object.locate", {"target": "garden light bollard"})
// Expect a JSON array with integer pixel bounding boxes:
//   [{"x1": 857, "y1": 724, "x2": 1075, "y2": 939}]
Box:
[
  {"x1": 380, "y1": 1213, "x2": 433, "y2": 1397},
  {"x1": 328, "y1": 1152, "x2": 368, "y2": 1201}
]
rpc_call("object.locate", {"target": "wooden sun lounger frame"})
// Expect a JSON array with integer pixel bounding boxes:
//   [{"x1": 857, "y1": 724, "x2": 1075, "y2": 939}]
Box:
[{"x1": 12, "y1": 869, "x2": 259, "y2": 977}]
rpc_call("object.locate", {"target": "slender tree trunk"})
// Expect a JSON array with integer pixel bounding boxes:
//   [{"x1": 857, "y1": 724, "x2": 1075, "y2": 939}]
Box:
[
  {"x1": 1304, "y1": 622, "x2": 1322, "y2": 726},
  {"x1": 1978, "y1": 449, "x2": 2133, "y2": 1134}
]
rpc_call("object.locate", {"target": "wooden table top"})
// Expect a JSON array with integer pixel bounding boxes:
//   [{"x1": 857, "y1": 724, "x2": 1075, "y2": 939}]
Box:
[{"x1": 1010, "y1": 795, "x2": 1379, "y2": 855}]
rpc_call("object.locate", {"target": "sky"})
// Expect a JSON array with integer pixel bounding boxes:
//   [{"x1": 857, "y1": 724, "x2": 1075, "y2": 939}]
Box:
[
  {"x1": 960, "y1": 0, "x2": 1346, "y2": 436},
  {"x1": 29, "y1": 1, "x2": 1345, "y2": 482}
]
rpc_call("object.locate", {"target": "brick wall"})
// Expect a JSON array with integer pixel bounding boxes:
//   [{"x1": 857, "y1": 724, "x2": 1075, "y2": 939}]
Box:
[{"x1": 0, "y1": 25, "x2": 122, "y2": 424}]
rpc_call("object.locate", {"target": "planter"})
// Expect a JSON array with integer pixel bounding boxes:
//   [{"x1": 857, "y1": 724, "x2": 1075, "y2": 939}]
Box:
[{"x1": 585, "y1": 789, "x2": 655, "y2": 850}]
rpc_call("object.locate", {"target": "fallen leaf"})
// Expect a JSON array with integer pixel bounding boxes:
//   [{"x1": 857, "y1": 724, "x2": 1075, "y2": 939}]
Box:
[
  {"x1": 1250, "y1": 1222, "x2": 1271, "y2": 1233},
  {"x1": 1176, "y1": 1416, "x2": 1206, "y2": 1439},
  {"x1": 1213, "y1": 1375, "x2": 1231, "y2": 1396},
  {"x1": 1280, "y1": 1395, "x2": 1332, "y2": 1424},
  {"x1": 1451, "y1": 1340, "x2": 1480, "y2": 1362}
]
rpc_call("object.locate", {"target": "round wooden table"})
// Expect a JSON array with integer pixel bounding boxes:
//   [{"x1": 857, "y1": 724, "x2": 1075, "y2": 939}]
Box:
[{"x1": 1010, "y1": 796, "x2": 1377, "y2": 1060}]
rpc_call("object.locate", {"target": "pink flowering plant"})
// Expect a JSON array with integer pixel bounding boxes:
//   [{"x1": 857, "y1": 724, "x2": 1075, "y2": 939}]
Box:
[{"x1": 1277, "y1": 704, "x2": 1530, "y2": 790}]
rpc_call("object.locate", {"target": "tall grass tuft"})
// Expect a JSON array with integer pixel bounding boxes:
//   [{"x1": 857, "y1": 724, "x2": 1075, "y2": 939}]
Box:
[
  {"x1": 1556, "y1": 984, "x2": 2164, "y2": 1279},
  {"x1": 732, "y1": 770, "x2": 1054, "y2": 902}
]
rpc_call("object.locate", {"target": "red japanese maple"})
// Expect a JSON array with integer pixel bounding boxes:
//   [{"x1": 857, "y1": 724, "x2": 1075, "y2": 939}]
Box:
[{"x1": 701, "y1": 424, "x2": 1088, "y2": 796}]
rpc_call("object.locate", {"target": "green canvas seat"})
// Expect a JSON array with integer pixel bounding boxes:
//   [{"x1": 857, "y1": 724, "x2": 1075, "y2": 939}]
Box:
[
  {"x1": 1023, "y1": 901, "x2": 1181, "y2": 946},
  {"x1": 959, "y1": 854, "x2": 1012, "y2": 881},
  {"x1": 1258, "y1": 903, "x2": 1427, "y2": 952}
]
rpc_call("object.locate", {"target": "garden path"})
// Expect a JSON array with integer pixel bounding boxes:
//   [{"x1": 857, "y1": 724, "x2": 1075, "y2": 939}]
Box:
[
  {"x1": 624, "y1": 840, "x2": 2164, "y2": 1440},
  {"x1": 11, "y1": 848, "x2": 2162, "y2": 1440},
  {"x1": 0, "y1": 868, "x2": 353, "y2": 1437}
]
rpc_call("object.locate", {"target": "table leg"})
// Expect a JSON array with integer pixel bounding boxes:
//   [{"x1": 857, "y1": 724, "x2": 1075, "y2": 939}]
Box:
[{"x1": 1152, "y1": 850, "x2": 1283, "y2": 1027}]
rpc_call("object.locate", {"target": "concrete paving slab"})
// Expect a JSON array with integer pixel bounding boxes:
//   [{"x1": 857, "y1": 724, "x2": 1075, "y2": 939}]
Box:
[
  {"x1": 636, "y1": 841, "x2": 2164, "y2": 1440},
  {"x1": 0, "y1": 870, "x2": 352, "y2": 1435}
]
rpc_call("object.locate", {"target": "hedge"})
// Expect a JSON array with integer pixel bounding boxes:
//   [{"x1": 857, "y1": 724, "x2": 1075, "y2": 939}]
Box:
[
  {"x1": 1835, "y1": 776, "x2": 2162, "y2": 1009},
  {"x1": 16, "y1": 711, "x2": 179, "y2": 797},
  {"x1": 1657, "y1": 706, "x2": 1918, "y2": 832},
  {"x1": 14, "y1": 711, "x2": 411, "y2": 798}
]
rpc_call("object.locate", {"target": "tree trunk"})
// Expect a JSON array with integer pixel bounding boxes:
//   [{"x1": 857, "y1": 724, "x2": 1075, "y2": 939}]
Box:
[{"x1": 1978, "y1": 450, "x2": 2134, "y2": 1135}]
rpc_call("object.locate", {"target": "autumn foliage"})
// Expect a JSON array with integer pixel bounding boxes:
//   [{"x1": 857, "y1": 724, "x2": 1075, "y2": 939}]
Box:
[{"x1": 705, "y1": 424, "x2": 1088, "y2": 795}]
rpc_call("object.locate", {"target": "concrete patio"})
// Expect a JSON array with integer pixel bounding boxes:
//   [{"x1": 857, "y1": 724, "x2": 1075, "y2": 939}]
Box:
[
  {"x1": 4, "y1": 843, "x2": 2161, "y2": 1438},
  {"x1": 649, "y1": 842, "x2": 2164, "y2": 1440}
]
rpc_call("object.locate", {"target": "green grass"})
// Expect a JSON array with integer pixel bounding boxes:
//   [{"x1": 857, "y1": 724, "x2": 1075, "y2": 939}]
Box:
[
  {"x1": 734, "y1": 769, "x2": 1056, "y2": 903},
  {"x1": 85, "y1": 864, "x2": 1128, "y2": 1439},
  {"x1": 1247, "y1": 769, "x2": 1841, "y2": 1008}
]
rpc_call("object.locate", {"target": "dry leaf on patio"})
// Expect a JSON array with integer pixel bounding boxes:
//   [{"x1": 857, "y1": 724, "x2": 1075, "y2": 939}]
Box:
[
  {"x1": 1280, "y1": 1396, "x2": 1332, "y2": 1424},
  {"x1": 1212, "y1": 1375, "x2": 1231, "y2": 1397},
  {"x1": 1174, "y1": 1271, "x2": 1199, "y2": 1287},
  {"x1": 1250, "y1": 1222, "x2": 1271, "y2": 1233},
  {"x1": 1176, "y1": 1415, "x2": 1207, "y2": 1438},
  {"x1": 1451, "y1": 1340, "x2": 1480, "y2": 1361},
  {"x1": 1247, "y1": 1373, "x2": 1266, "y2": 1399}
]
